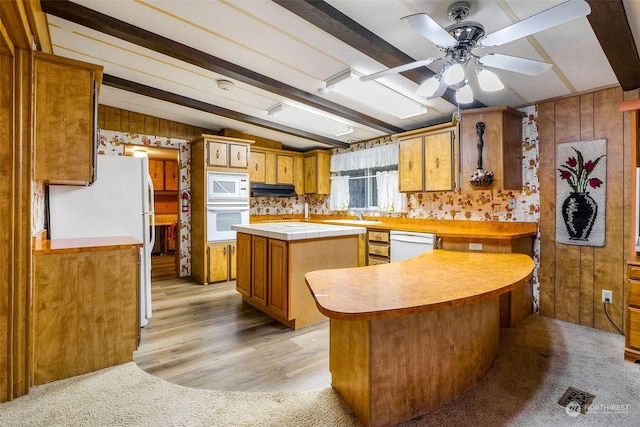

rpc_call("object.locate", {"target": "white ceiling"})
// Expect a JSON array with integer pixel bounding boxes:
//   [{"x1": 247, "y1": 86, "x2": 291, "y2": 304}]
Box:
[{"x1": 42, "y1": 0, "x2": 636, "y2": 151}]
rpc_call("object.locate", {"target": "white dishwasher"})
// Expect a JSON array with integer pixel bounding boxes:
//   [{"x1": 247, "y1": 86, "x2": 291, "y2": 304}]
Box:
[{"x1": 390, "y1": 230, "x2": 436, "y2": 262}]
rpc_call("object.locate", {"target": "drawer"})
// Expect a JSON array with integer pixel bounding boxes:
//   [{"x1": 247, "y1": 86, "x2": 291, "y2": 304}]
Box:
[
  {"x1": 628, "y1": 264, "x2": 640, "y2": 279},
  {"x1": 629, "y1": 307, "x2": 640, "y2": 350},
  {"x1": 368, "y1": 230, "x2": 390, "y2": 243},
  {"x1": 368, "y1": 256, "x2": 389, "y2": 266},
  {"x1": 629, "y1": 279, "x2": 640, "y2": 307},
  {"x1": 368, "y1": 243, "x2": 390, "y2": 258}
]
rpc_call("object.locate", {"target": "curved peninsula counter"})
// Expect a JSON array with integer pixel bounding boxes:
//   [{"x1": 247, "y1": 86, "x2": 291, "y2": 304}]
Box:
[{"x1": 305, "y1": 249, "x2": 534, "y2": 427}]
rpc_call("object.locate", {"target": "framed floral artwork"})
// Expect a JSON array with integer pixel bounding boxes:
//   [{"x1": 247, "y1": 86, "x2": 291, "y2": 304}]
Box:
[{"x1": 555, "y1": 139, "x2": 607, "y2": 246}]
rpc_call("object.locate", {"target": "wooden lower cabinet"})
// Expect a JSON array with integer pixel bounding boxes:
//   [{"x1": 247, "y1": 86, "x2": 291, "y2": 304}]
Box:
[
  {"x1": 236, "y1": 232, "x2": 359, "y2": 329},
  {"x1": 32, "y1": 245, "x2": 139, "y2": 385},
  {"x1": 625, "y1": 260, "x2": 640, "y2": 362},
  {"x1": 367, "y1": 229, "x2": 390, "y2": 265},
  {"x1": 206, "y1": 241, "x2": 237, "y2": 284},
  {"x1": 441, "y1": 235, "x2": 534, "y2": 328}
]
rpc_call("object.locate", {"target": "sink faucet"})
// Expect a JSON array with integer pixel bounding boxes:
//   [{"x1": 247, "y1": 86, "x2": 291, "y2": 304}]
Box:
[{"x1": 354, "y1": 211, "x2": 364, "y2": 221}]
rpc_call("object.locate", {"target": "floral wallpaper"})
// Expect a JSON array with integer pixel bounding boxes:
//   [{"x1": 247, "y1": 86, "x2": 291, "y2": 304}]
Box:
[
  {"x1": 98, "y1": 130, "x2": 192, "y2": 277},
  {"x1": 251, "y1": 105, "x2": 542, "y2": 312}
]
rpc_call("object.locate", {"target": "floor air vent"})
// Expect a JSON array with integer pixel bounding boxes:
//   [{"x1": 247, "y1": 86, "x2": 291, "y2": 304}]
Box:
[{"x1": 558, "y1": 386, "x2": 595, "y2": 415}]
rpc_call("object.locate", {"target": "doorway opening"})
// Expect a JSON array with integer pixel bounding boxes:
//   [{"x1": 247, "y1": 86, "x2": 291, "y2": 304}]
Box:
[{"x1": 125, "y1": 145, "x2": 180, "y2": 279}]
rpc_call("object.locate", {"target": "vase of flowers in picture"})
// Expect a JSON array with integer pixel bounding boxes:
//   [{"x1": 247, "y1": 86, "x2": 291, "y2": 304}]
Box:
[{"x1": 558, "y1": 148, "x2": 605, "y2": 241}]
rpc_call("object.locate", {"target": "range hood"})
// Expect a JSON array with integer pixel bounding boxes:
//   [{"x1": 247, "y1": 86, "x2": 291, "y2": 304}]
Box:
[{"x1": 250, "y1": 182, "x2": 297, "y2": 197}]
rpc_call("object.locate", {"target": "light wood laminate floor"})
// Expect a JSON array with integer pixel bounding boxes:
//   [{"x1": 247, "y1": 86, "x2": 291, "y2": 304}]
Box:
[{"x1": 133, "y1": 275, "x2": 331, "y2": 392}]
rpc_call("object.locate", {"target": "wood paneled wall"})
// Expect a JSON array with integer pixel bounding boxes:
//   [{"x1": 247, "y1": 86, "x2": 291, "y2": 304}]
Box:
[
  {"x1": 538, "y1": 87, "x2": 632, "y2": 333},
  {"x1": 97, "y1": 105, "x2": 212, "y2": 140}
]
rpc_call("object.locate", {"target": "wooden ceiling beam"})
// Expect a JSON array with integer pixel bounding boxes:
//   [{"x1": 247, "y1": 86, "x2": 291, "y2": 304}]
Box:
[
  {"x1": 40, "y1": 0, "x2": 403, "y2": 136},
  {"x1": 102, "y1": 74, "x2": 350, "y2": 149},
  {"x1": 587, "y1": 0, "x2": 640, "y2": 91},
  {"x1": 273, "y1": 0, "x2": 486, "y2": 109}
]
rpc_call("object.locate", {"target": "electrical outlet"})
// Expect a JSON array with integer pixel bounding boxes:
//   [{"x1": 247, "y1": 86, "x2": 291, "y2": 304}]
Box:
[
  {"x1": 469, "y1": 243, "x2": 483, "y2": 251},
  {"x1": 602, "y1": 290, "x2": 613, "y2": 304}
]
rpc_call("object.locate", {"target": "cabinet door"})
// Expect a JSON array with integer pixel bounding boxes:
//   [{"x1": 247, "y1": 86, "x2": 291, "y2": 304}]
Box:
[
  {"x1": 236, "y1": 233, "x2": 252, "y2": 297},
  {"x1": 250, "y1": 151, "x2": 266, "y2": 183},
  {"x1": 34, "y1": 53, "x2": 99, "y2": 184},
  {"x1": 229, "y1": 242, "x2": 237, "y2": 281},
  {"x1": 424, "y1": 131, "x2": 454, "y2": 191},
  {"x1": 399, "y1": 137, "x2": 424, "y2": 192},
  {"x1": 207, "y1": 243, "x2": 229, "y2": 283},
  {"x1": 304, "y1": 155, "x2": 317, "y2": 194},
  {"x1": 229, "y1": 143, "x2": 249, "y2": 169},
  {"x1": 268, "y1": 239, "x2": 289, "y2": 319},
  {"x1": 252, "y1": 236, "x2": 268, "y2": 306},
  {"x1": 207, "y1": 141, "x2": 228, "y2": 167},
  {"x1": 164, "y1": 160, "x2": 179, "y2": 192},
  {"x1": 148, "y1": 159, "x2": 165, "y2": 191},
  {"x1": 276, "y1": 154, "x2": 294, "y2": 185}
]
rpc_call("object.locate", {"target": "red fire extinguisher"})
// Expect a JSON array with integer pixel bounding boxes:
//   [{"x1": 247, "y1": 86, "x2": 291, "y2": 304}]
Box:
[{"x1": 181, "y1": 190, "x2": 190, "y2": 213}]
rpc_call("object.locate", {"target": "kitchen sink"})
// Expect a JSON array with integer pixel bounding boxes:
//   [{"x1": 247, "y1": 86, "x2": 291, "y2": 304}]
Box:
[{"x1": 323, "y1": 219, "x2": 383, "y2": 225}]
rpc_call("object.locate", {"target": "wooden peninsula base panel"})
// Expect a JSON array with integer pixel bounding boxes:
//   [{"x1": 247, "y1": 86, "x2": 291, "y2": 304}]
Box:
[{"x1": 306, "y1": 250, "x2": 534, "y2": 427}]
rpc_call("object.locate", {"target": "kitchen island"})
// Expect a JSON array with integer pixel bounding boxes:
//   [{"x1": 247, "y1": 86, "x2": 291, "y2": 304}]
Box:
[
  {"x1": 232, "y1": 222, "x2": 366, "y2": 329},
  {"x1": 305, "y1": 249, "x2": 534, "y2": 427}
]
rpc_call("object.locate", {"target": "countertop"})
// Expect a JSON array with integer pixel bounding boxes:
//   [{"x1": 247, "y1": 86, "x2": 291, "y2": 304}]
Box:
[
  {"x1": 33, "y1": 236, "x2": 143, "y2": 255},
  {"x1": 250, "y1": 215, "x2": 537, "y2": 240},
  {"x1": 232, "y1": 221, "x2": 365, "y2": 241},
  {"x1": 305, "y1": 249, "x2": 534, "y2": 321}
]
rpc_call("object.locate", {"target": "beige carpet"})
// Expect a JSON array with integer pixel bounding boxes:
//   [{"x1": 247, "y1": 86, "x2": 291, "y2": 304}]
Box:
[{"x1": 1, "y1": 315, "x2": 639, "y2": 426}]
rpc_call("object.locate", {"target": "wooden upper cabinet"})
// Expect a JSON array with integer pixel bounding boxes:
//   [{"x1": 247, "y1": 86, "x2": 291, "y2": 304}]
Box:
[
  {"x1": 398, "y1": 123, "x2": 458, "y2": 192},
  {"x1": 148, "y1": 159, "x2": 178, "y2": 192},
  {"x1": 250, "y1": 148, "x2": 297, "y2": 186},
  {"x1": 148, "y1": 159, "x2": 164, "y2": 190},
  {"x1": 398, "y1": 136, "x2": 424, "y2": 192},
  {"x1": 459, "y1": 106, "x2": 524, "y2": 191},
  {"x1": 34, "y1": 52, "x2": 103, "y2": 185},
  {"x1": 164, "y1": 160, "x2": 179, "y2": 191},
  {"x1": 249, "y1": 150, "x2": 267, "y2": 183},
  {"x1": 276, "y1": 154, "x2": 294, "y2": 185},
  {"x1": 201, "y1": 135, "x2": 252, "y2": 171},
  {"x1": 304, "y1": 150, "x2": 331, "y2": 194}
]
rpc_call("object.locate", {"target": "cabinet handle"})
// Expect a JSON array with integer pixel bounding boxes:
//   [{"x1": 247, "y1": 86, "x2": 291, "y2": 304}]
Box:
[
  {"x1": 408, "y1": 160, "x2": 412, "y2": 170},
  {"x1": 224, "y1": 246, "x2": 227, "y2": 255},
  {"x1": 232, "y1": 245, "x2": 236, "y2": 254},
  {"x1": 216, "y1": 149, "x2": 220, "y2": 159},
  {"x1": 237, "y1": 151, "x2": 241, "y2": 160},
  {"x1": 374, "y1": 248, "x2": 381, "y2": 254},
  {"x1": 435, "y1": 157, "x2": 440, "y2": 168},
  {"x1": 255, "y1": 163, "x2": 258, "y2": 171},
  {"x1": 284, "y1": 166, "x2": 287, "y2": 173}
]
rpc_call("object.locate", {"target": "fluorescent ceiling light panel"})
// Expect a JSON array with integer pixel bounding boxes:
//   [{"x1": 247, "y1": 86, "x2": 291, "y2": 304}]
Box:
[
  {"x1": 325, "y1": 69, "x2": 427, "y2": 119},
  {"x1": 267, "y1": 103, "x2": 353, "y2": 137}
]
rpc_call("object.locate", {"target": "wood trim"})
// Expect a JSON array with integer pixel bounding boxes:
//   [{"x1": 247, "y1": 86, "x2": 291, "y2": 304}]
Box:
[
  {"x1": 39, "y1": 0, "x2": 402, "y2": 136},
  {"x1": 0, "y1": 0, "x2": 32, "y2": 50},
  {"x1": 586, "y1": 0, "x2": 640, "y2": 91},
  {"x1": 102, "y1": 74, "x2": 350, "y2": 149}
]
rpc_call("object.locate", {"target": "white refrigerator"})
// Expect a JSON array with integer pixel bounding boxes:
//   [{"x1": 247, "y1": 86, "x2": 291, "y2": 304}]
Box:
[{"x1": 48, "y1": 155, "x2": 155, "y2": 327}]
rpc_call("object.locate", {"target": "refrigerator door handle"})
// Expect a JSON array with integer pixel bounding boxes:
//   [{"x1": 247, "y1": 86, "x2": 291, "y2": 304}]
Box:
[{"x1": 147, "y1": 174, "x2": 156, "y2": 248}]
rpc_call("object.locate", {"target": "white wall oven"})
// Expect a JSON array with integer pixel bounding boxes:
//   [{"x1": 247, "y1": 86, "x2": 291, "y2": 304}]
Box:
[{"x1": 207, "y1": 171, "x2": 250, "y2": 242}]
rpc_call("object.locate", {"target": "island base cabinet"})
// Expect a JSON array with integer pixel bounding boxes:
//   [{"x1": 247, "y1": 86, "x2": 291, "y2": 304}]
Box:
[
  {"x1": 33, "y1": 247, "x2": 139, "y2": 385},
  {"x1": 330, "y1": 297, "x2": 500, "y2": 427},
  {"x1": 236, "y1": 233, "x2": 358, "y2": 329}
]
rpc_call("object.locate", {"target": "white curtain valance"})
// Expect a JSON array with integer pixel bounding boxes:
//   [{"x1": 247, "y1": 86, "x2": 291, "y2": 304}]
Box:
[{"x1": 330, "y1": 143, "x2": 398, "y2": 172}]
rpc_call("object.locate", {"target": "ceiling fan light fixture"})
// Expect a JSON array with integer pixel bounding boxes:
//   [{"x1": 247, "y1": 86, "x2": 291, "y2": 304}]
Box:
[
  {"x1": 456, "y1": 85, "x2": 474, "y2": 104},
  {"x1": 477, "y1": 68, "x2": 504, "y2": 91},
  {"x1": 443, "y1": 63, "x2": 466, "y2": 86},
  {"x1": 416, "y1": 76, "x2": 441, "y2": 97}
]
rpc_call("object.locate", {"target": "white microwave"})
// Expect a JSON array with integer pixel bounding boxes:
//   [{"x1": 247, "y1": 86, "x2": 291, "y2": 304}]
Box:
[{"x1": 207, "y1": 171, "x2": 249, "y2": 203}]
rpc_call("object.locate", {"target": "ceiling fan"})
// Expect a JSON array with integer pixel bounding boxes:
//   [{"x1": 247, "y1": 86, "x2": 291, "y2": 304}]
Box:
[{"x1": 361, "y1": 0, "x2": 591, "y2": 104}]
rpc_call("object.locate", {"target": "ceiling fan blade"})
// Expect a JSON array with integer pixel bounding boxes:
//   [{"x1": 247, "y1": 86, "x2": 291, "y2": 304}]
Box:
[
  {"x1": 427, "y1": 80, "x2": 448, "y2": 100},
  {"x1": 478, "y1": 54, "x2": 553, "y2": 76},
  {"x1": 360, "y1": 58, "x2": 436, "y2": 82},
  {"x1": 402, "y1": 13, "x2": 458, "y2": 48},
  {"x1": 479, "y1": 0, "x2": 591, "y2": 48}
]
